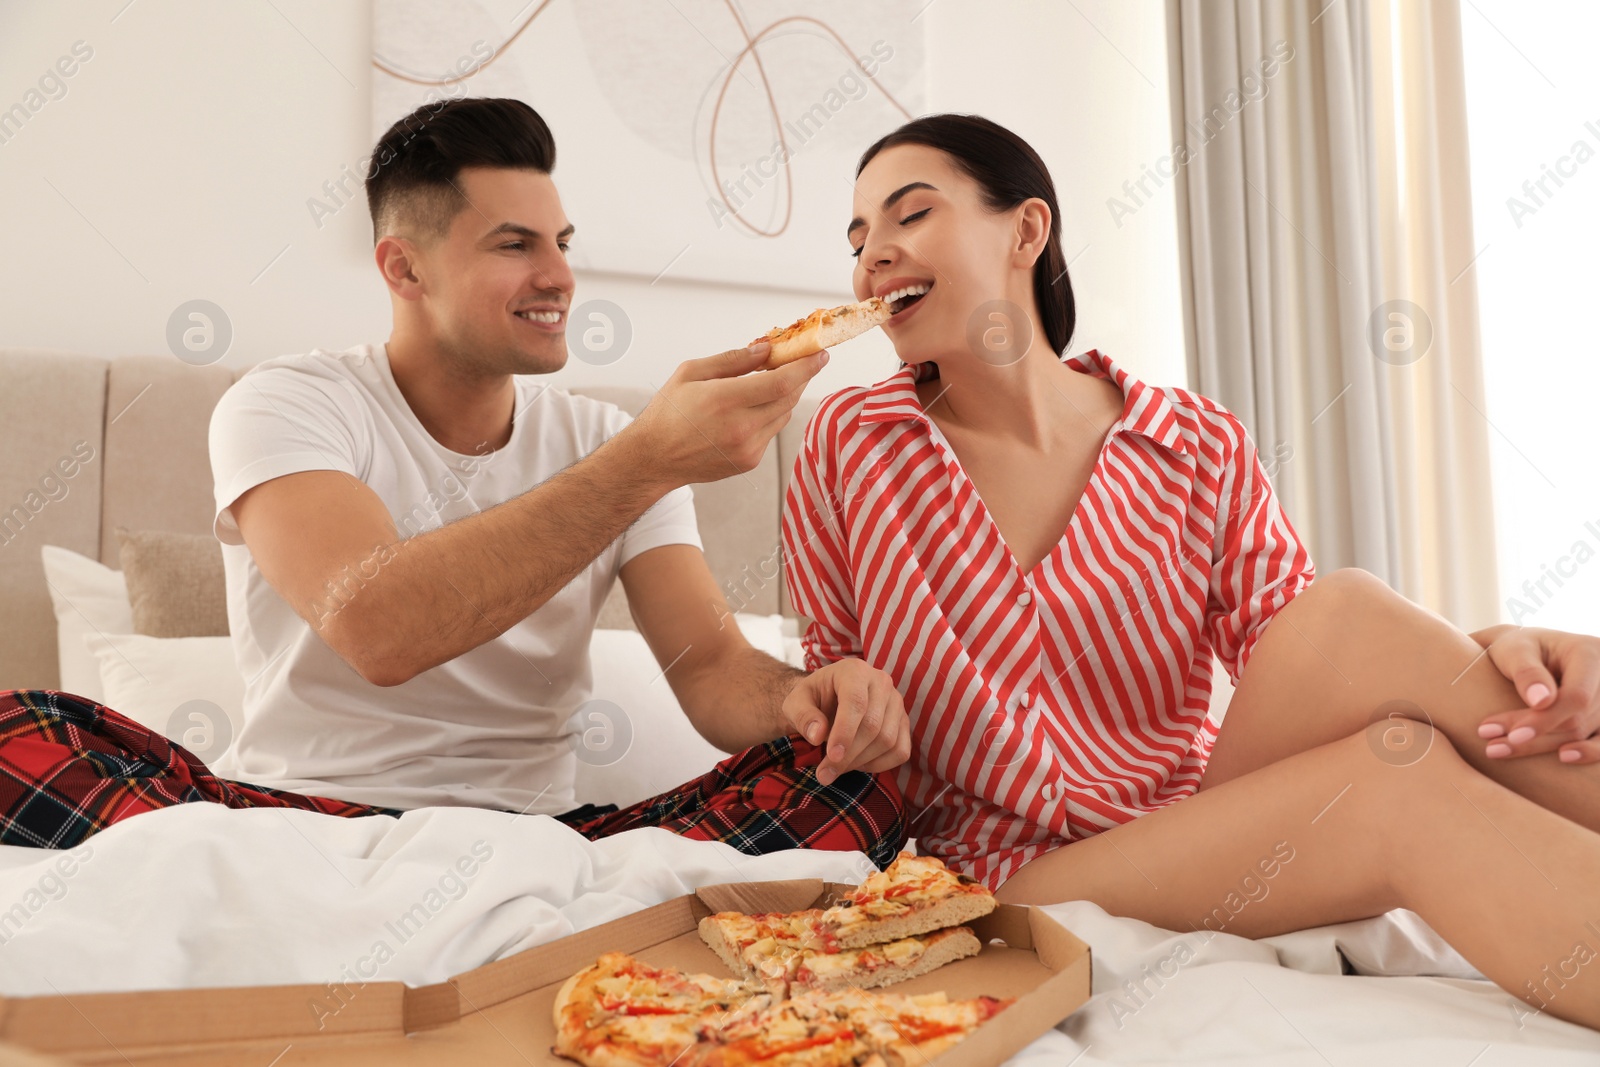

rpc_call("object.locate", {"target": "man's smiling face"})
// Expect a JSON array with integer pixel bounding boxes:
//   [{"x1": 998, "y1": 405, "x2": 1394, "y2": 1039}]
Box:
[{"x1": 397, "y1": 165, "x2": 577, "y2": 377}]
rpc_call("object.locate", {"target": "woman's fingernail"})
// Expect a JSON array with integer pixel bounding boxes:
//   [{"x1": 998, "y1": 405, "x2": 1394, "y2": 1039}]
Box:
[
  {"x1": 1527, "y1": 683, "x2": 1551, "y2": 705},
  {"x1": 1478, "y1": 723, "x2": 1506, "y2": 738},
  {"x1": 1487, "y1": 742, "x2": 1512, "y2": 758},
  {"x1": 1508, "y1": 726, "x2": 1537, "y2": 744},
  {"x1": 1561, "y1": 749, "x2": 1583, "y2": 763}
]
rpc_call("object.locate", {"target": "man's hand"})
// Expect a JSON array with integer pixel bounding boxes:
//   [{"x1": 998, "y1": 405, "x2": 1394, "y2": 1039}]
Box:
[
  {"x1": 1473, "y1": 625, "x2": 1600, "y2": 763},
  {"x1": 781, "y1": 658, "x2": 913, "y2": 787},
  {"x1": 625, "y1": 341, "x2": 827, "y2": 485}
]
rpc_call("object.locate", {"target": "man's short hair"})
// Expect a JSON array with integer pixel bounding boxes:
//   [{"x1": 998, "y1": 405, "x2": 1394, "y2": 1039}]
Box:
[{"x1": 365, "y1": 97, "x2": 556, "y2": 246}]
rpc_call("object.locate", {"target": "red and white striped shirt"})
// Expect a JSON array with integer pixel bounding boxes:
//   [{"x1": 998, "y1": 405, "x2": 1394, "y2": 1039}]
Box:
[{"x1": 781, "y1": 349, "x2": 1316, "y2": 889}]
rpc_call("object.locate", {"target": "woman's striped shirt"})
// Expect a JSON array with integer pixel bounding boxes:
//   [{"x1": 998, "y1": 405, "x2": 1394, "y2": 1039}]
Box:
[{"x1": 780, "y1": 349, "x2": 1317, "y2": 889}]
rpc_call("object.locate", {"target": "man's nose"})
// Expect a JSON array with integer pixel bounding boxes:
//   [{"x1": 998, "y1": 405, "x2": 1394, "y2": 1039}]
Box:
[{"x1": 534, "y1": 252, "x2": 575, "y2": 293}]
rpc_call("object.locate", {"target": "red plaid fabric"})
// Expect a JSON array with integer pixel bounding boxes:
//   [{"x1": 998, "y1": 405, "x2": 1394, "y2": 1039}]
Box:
[
  {"x1": 0, "y1": 689, "x2": 397, "y2": 848},
  {"x1": 558, "y1": 735, "x2": 907, "y2": 869},
  {"x1": 0, "y1": 690, "x2": 905, "y2": 868}
]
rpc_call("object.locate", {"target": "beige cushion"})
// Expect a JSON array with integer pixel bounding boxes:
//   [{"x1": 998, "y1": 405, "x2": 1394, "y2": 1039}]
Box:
[
  {"x1": 0, "y1": 349, "x2": 107, "y2": 690},
  {"x1": 100, "y1": 356, "x2": 236, "y2": 565},
  {"x1": 115, "y1": 527, "x2": 229, "y2": 638}
]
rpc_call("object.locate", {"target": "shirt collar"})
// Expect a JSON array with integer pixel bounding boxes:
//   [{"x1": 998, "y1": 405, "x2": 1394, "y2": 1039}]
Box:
[{"x1": 858, "y1": 348, "x2": 1189, "y2": 457}]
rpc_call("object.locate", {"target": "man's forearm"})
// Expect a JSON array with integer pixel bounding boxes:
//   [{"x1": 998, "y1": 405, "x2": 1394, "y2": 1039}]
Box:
[
  {"x1": 326, "y1": 427, "x2": 676, "y2": 685},
  {"x1": 674, "y1": 644, "x2": 803, "y2": 753}
]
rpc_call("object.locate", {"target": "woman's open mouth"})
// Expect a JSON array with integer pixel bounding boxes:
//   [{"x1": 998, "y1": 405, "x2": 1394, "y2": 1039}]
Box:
[{"x1": 883, "y1": 282, "x2": 932, "y2": 320}]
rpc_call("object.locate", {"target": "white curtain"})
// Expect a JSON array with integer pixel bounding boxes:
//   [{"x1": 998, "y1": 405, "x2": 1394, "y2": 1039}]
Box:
[{"x1": 1165, "y1": 0, "x2": 1500, "y2": 629}]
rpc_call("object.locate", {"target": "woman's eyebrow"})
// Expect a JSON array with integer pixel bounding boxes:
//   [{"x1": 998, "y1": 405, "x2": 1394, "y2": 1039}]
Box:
[{"x1": 846, "y1": 182, "x2": 939, "y2": 239}]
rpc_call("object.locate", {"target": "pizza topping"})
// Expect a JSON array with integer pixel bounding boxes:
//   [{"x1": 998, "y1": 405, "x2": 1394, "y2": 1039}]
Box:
[{"x1": 556, "y1": 952, "x2": 1009, "y2": 1067}]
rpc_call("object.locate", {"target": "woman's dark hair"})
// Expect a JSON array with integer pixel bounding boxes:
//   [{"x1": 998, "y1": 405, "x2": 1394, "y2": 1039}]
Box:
[
  {"x1": 364, "y1": 97, "x2": 556, "y2": 246},
  {"x1": 855, "y1": 114, "x2": 1076, "y2": 355}
]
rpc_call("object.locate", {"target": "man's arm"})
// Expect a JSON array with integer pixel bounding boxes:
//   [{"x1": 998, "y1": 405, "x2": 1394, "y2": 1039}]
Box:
[
  {"x1": 621, "y1": 544, "x2": 912, "y2": 785},
  {"x1": 230, "y1": 343, "x2": 823, "y2": 687}
]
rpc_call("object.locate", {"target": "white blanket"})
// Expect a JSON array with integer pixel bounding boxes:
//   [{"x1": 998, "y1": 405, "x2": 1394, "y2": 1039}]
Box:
[{"x1": 1, "y1": 804, "x2": 1596, "y2": 1064}]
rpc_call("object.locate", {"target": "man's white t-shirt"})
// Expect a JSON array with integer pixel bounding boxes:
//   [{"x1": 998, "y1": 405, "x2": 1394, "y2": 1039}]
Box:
[{"x1": 206, "y1": 343, "x2": 701, "y2": 815}]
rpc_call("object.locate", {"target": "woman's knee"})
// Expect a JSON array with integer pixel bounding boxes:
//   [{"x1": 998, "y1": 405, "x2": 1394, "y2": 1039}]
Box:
[
  {"x1": 1300, "y1": 567, "x2": 1399, "y2": 617},
  {"x1": 1354, "y1": 713, "x2": 1468, "y2": 776}
]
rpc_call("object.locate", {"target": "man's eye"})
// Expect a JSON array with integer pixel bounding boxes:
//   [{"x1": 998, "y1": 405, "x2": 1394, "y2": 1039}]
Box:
[
  {"x1": 558, "y1": 242, "x2": 570, "y2": 253},
  {"x1": 502, "y1": 241, "x2": 524, "y2": 251}
]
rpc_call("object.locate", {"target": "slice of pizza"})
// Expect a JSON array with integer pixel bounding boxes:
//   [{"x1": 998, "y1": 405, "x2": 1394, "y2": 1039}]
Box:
[
  {"x1": 698, "y1": 853, "x2": 994, "y2": 995},
  {"x1": 552, "y1": 951, "x2": 769, "y2": 1067},
  {"x1": 697, "y1": 910, "x2": 818, "y2": 997},
  {"x1": 699, "y1": 912, "x2": 982, "y2": 997},
  {"x1": 818, "y1": 852, "x2": 998, "y2": 951},
  {"x1": 757, "y1": 296, "x2": 892, "y2": 369},
  {"x1": 790, "y1": 927, "x2": 982, "y2": 993}
]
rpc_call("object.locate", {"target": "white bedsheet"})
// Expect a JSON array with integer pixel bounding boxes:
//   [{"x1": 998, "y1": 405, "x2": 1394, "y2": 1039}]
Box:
[{"x1": 0, "y1": 804, "x2": 1596, "y2": 1064}]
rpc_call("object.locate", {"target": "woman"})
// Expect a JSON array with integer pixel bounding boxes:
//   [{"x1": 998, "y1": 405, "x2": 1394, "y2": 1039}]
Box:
[{"x1": 780, "y1": 113, "x2": 1600, "y2": 1029}]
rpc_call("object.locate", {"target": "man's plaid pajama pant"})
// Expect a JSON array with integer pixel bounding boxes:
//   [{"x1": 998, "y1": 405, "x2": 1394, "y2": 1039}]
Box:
[{"x1": 0, "y1": 689, "x2": 907, "y2": 870}]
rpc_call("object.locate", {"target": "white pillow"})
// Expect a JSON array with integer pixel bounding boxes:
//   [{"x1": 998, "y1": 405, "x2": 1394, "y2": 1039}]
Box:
[
  {"x1": 573, "y1": 614, "x2": 808, "y2": 808},
  {"x1": 82, "y1": 633, "x2": 245, "y2": 764},
  {"x1": 39, "y1": 545, "x2": 135, "y2": 702},
  {"x1": 573, "y1": 628, "x2": 727, "y2": 808}
]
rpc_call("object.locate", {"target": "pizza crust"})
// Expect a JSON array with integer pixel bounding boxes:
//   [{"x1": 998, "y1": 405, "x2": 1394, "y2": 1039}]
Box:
[
  {"x1": 552, "y1": 964, "x2": 590, "y2": 1032},
  {"x1": 697, "y1": 914, "x2": 757, "y2": 981}
]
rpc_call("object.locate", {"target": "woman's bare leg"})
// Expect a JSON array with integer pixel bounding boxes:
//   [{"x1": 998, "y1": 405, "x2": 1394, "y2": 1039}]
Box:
[
  {"x1": 997, "y1": 719, "x2": 1600, "y2": 1030},
  {"x1": 1199, "y1": 567, "x2": 1600, "y2": 835}
]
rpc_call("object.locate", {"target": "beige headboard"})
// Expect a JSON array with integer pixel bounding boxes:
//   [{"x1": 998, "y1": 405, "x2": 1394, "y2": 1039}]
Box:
[{"x1": 0, "y1": 349, "x2": 817, "y2": 690}]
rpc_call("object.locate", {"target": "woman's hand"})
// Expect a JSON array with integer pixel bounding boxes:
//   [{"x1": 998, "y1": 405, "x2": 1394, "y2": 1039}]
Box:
[
  {"x1": 1473, "y1": 625, "x2": 1600, "y2": 763},
  {"x1": 782, "y1": 658, "x2": 913, "y2": 786}
]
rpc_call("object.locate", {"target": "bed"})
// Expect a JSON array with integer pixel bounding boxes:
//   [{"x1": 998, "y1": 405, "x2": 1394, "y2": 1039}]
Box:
[{"x1": 0, "y1": 348, "x2": 1595, "y2": 1063}]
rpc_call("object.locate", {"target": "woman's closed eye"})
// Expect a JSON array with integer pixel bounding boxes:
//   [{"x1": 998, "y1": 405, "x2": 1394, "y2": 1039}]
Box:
[{"x1": 850, "y1": 208, "x2": 932, "y2": 258}]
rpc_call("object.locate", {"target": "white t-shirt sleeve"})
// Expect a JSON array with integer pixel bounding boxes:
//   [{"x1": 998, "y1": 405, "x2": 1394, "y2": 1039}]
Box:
[
  {"x1": 599, "y1": 405, "x2": 703, "y2": 566},
  {"x1": 209, "y1": 368, "x2": 368, "y2": 545}
]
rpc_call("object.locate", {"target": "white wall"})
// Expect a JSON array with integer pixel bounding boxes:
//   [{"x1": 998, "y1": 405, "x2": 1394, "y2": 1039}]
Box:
[{"x1": 0, "y1": 0, "x2": 1183, "y2": 396}]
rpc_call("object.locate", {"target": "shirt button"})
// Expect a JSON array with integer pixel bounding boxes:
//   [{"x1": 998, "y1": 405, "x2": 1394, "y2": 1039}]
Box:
[
  {"x1": 1042, "y1": 782, "x2": 1059, "y2": 801},
  {"x1": 1018, "y1": 590, "x2": 1033, "y2": 607}
]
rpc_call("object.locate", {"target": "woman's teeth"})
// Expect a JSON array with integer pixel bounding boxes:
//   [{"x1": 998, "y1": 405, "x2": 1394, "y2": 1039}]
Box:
[
  {"x1": 885, "y1": 283, "x2": 931, "y2": 311},
  {"x1": 516, "y1": 310, "x2": 561, "y2": 323}
]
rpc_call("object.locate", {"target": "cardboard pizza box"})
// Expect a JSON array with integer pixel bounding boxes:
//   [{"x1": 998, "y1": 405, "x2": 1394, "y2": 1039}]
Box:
[{"x1": 0, "y1": 879, "x2": 1092, "y2": 1066}]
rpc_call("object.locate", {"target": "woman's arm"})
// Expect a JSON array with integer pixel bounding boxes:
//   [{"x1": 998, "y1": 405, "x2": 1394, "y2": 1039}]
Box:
[
  {"x1": 1202, "y1": 419, "x2": 1318, "y2": 686},
  {"x1": 779, "y1": 405, "x2": 913, "y2": 784}
]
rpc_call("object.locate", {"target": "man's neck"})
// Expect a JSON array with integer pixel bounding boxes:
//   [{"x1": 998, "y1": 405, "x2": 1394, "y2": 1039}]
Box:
[{"x1": 385, "y1": 332, "x2": 517, "y2": 457}]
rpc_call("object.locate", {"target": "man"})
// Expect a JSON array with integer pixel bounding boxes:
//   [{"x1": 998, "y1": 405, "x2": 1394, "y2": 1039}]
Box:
[{"x1": 0, "y1": 97, "x2": 909, "y2": 867}]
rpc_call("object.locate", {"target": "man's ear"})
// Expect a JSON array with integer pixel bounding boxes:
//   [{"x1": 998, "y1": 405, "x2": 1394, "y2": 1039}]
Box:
[
  {"x1": 375, "y1": 234, "x2": 424, "y2": 298},
  {"x1": 1011, "y1": 198, "x2": 1052, "y2": 270}
]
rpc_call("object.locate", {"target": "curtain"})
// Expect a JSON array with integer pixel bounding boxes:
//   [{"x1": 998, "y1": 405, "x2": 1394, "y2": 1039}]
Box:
[{"x1": 1165, "y1": 0, "x2": 1500, "y2": 630}]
